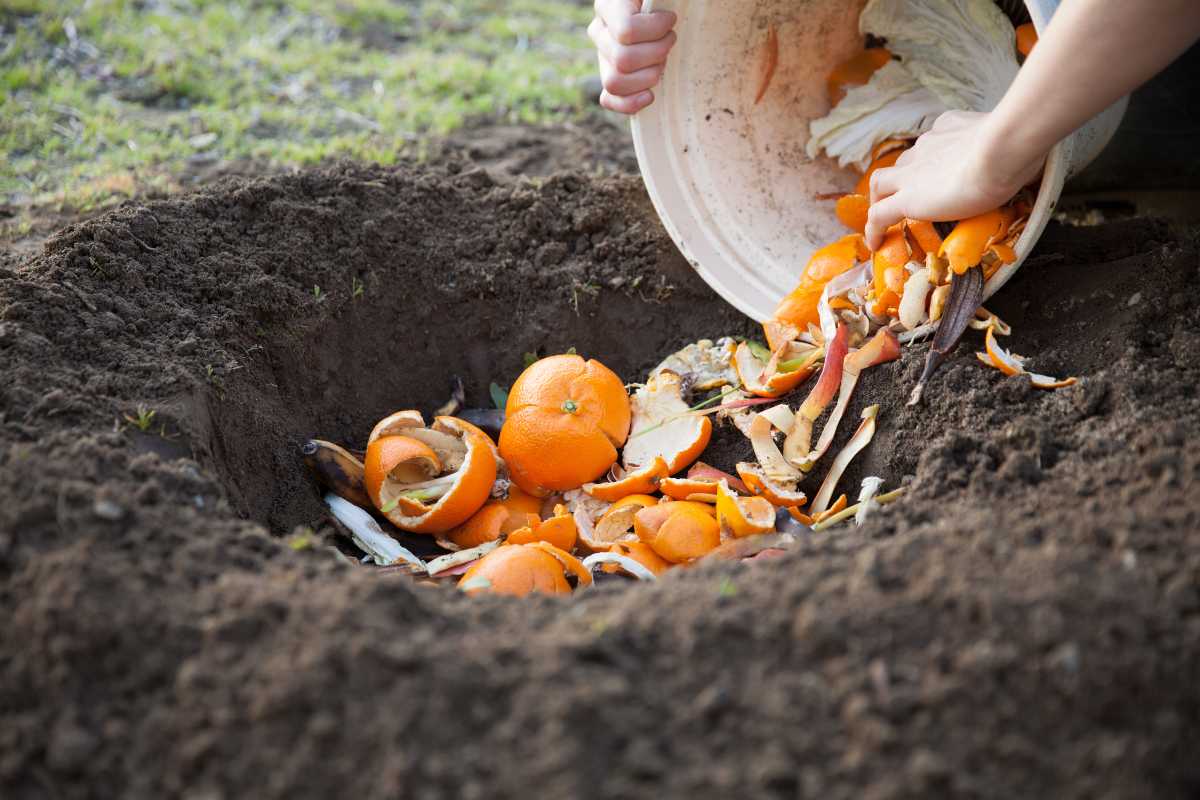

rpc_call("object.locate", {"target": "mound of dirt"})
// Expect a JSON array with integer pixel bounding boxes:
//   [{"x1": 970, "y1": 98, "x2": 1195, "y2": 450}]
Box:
[{"x1": 1, "y1": 137, "x2": 1198, "y2": 799}]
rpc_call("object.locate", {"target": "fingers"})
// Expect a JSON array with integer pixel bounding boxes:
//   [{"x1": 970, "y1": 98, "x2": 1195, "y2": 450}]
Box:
[
  {"x1": 598, "y1": 55, "x2": 663, "y2": 97},
  {"x1": 595, "y1": 0, "x2": 677, "y2": 45},
  {"x1": 930, "y1": 110, "x2": 979, "y2": 132},
  {"x1": 868, "y1": 165, "x2": 901, "y2": 204},
  {"x1": 600, "y1": 88, "x2": 654, "y2": 114},
  {"x1": 865, "y1": 193, "x2": 907, "y2": 251},
  {"x1": 590, "y1": 22, "x2": 677, "y2": 73}
]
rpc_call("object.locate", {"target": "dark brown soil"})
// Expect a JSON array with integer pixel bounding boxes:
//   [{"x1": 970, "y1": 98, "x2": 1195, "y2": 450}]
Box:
[{"x1": 2, "y1": 123, "x2": 1199, "y2": 799}]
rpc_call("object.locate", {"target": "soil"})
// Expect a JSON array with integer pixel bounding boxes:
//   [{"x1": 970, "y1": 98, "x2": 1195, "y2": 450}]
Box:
[{"x1": 2, "y1": 120, "x2": 1198, "y2": 800}]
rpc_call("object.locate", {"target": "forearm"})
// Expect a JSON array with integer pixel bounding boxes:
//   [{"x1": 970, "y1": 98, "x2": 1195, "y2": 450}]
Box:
[{"x1": 981, "y1": 0, "x2": 1200, "y2": 182}]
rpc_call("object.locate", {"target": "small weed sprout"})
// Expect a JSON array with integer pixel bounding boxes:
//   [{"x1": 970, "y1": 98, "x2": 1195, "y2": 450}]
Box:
[
  {"x1": 124, "y1": 405, "x2": 156, "y2": 432},
  {"x1": 351, "y1": 276, "x2": 365, "y2": 299},
  {"x1": 312, "y1": 285, "x2": 323, "y2": 301}
]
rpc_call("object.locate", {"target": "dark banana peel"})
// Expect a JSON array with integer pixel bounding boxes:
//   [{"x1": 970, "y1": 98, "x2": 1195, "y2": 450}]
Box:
[
  {"x1": 457, "y1": 408, "x2": 505, "y2": 441},
  {"x1": 908, "y1": 264, "x2": 984, "y2": 406},
  {"x1": 301, "y1": 439, "x2": 370, "y2": 508}
]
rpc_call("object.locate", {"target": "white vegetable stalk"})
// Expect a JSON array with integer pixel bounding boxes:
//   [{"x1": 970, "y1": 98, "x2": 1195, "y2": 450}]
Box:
[
  {"x1": 581, "y1": 552, "x2": 658, "y2": 582},
  {"x1": 325, "y1": 494, "x2": 426, "y2": 570}
]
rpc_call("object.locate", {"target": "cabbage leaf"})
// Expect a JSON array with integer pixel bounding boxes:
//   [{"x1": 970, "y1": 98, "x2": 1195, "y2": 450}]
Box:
[
  {"x1": 859, "y1": 0, "x2": 1019, "y2": 111},
  {"x1": 806, "y1": 60, "x2": 945, "y2": 171}
]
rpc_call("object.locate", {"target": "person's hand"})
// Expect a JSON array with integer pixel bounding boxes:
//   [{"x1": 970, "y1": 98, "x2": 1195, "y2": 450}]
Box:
[
  {"x1": 864, "y1": 110, "x2": 1048, "y2": 250},
  {"x1": 587, "y1": 1, "x2": 677, "y2": 114}
]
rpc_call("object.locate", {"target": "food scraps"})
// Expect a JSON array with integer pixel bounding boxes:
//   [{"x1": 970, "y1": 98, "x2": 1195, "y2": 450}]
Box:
[{"x1": 300, "y1": 2, "x2": 1072, "y2": 599}]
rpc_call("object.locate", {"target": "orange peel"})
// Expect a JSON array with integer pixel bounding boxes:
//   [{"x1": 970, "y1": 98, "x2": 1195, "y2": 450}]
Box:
[
  {"x1": 599, "y1": 541, "x2": 672, "y2": 577},
  {"x1": 364, "y1": 414, "x2": 497, "y2": 534},
  {"x1": 458, "y1": 541, "x2": 590, "y2": 597},
  {"x1": 826, "y1": 47, "x2": 892, "y2": 105},
  {"x1": 754, "y1": 23, "x2": 778, "y2": 104},
  {"x1": 976, "y1": 327, "x2": 1078, "y2": 389},
  {"x1": 835, "y1": 193, "x2": 870, "y2": 233},
  {"x1": 623, "y1": 371, "x2": 711, "y2": 474},
  {"x1": 580, "y1": 493, "x2": 658, "y2": 554},
  {"x1": 507, "y1": 504, "x2": 578, "y2": 552},
  {"x1": 940, "y1": 209, "x2": 1016, "y2": 275},
  {"x1": 638, "y1": 501, "x2": 721, "y2": 563},
  {"x1": 715, "y1": 481, "x2": 775, "y2": 538},
  {"x1": 582, "y1": 457, "x2": 668, "y2": 502},
  {"x1": 1015, "y1": 22, "x2": 1038, "y2": 57},
  {"x1": 442, "y1": 502, "x2": 509, "y2": 550},
  {"x1": 735, "y1": 462, "x2": 808, "y2": 508},
  {"x1": 732, "y1": 341, "x2": 821, "y2": 398}
]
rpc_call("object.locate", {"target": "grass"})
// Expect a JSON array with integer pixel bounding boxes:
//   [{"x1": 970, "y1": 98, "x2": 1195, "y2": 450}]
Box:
[{"x1": 0, "y1": 0, "x2": 595, "y2": 214}]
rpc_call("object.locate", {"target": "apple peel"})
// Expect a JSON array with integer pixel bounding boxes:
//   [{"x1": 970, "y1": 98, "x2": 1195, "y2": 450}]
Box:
[
  {"x1": 801, "y1": 327, "x2": 899, "y2": 472},
  {"x1": 784, "y1": 322, "x2": 850, "y2": 465},
  {"x1": 812, "y1": 405, "x2": 879, "y2": 514}
]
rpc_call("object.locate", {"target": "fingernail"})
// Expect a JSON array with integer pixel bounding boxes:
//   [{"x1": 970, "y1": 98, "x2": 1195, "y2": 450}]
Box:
[{"x1": 635, "y1": 91, "x2": 653, "y2": 106}]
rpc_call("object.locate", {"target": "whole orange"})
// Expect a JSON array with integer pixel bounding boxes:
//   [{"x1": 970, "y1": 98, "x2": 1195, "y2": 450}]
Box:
[{"x1": 499, "y1": 354, "x2": 631, "y2": 496}]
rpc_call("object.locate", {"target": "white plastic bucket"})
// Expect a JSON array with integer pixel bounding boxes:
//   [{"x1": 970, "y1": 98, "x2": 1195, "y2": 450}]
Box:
[{"x1": 630, "y1": 0, "x2": 1127, "y2": 322}]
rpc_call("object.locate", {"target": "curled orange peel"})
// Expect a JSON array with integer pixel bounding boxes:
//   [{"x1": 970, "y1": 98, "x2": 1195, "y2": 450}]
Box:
[
  {"x1": 976, "y1": 327, "x2": 1078, "y2": 389},
  {"x1": 507, "y1": 503, "x2": 578, "y2": 552},
  {"x1": 365, "y1": 415, "x2": 497, "y2": 534},
  {"x1": 582, "y1": 457, "x2": 668, "y2": 502},
  {"x1": 623, "y1": 371, "x2": 712, "y2": 474},
  {"x1": 641, "y1": 502, "x2": 722, "y2": 563},
  {"x1": 827, "y1": 47, "x2": 892, "y2": 105},
  {"x1": 715, "y1": 481, "x2": 776, "y2": 539},
  {"x1": 581, "y1": 493, "x2": 658, "y2": 554},
  {"x1": 735, "y1": 462, "x2": 808, "y2": 508}
]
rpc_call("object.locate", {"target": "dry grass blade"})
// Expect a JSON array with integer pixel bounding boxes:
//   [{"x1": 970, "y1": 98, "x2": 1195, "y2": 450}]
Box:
[{"x1": 908, "y1": 265, "x2": 983, "y2": 405}]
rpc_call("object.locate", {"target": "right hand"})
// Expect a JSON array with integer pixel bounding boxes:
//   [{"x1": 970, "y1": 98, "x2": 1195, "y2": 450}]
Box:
[{"x1": 587, "y1": 1, "x2": 678, "y2": 114}]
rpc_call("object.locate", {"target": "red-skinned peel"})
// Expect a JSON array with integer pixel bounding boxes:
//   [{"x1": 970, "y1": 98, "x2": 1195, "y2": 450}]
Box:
[
  {"x1": 783, "y1": 322, "x2": 849, "y2": 465},
  {"x1": 801, "y1": 328, "x2": 899, "y2": 472}
]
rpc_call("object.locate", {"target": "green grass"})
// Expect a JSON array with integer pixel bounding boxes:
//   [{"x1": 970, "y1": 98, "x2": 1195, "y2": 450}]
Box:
[{"x1": 0, "y1": 0, "x2": 595, "y2": 211}]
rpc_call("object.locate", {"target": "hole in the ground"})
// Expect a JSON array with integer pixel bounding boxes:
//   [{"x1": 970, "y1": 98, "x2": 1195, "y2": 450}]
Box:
[{"x1": 193, "y1": 175, "x2": 758, "y2": 545}]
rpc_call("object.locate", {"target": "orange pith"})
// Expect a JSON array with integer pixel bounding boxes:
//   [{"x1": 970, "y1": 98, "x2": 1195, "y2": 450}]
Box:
[
  {"x1": 499, "y1": 354, "x2": 631, "y2": 496},
  {"x1": 365, "y1": 417, "x2": 497, "y2": 535},
  {"x1": 604, "y1": 541, "x2": 672, "y2": 576},
  {"x1": 623, "y1": 372, "x2": 711, "y2": 474},
  {"x1": 580, "y1": 493, "x2": 658, "y2": 553}
]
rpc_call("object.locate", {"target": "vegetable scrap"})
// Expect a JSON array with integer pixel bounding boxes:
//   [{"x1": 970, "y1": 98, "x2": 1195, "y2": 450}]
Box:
[
  {"x1": 306, "y1": 338, "x2": 902, "y2": 597},
  {"x1": 767, "y1": 0, "x2": 1061, "y2": 403},
  {"x1": 300, "y1": 1, "x2": 1075, "y2": 599}
]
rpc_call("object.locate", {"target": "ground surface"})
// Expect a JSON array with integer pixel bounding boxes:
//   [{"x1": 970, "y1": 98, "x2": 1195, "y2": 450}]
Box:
[
  {"x1": 1, "y1": 122, "x2": 1199, "y2": 799},
  {"x1": 1, "y1": 0, "x2": 595, "y2": 241}
]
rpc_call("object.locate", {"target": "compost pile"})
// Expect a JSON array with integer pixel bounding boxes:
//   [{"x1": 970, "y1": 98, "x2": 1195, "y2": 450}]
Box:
[{"x1": 2, "y1": 130, "x2": 1200, "y2": 796}]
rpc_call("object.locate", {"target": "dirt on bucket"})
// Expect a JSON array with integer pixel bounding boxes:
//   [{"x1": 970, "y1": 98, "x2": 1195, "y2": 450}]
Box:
[{"x1": 1, "y1": 125, "x2": 1199, "y2": 798}]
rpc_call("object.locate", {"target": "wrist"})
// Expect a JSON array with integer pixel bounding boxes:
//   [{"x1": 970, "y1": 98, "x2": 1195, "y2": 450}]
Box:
[{"x1": 974, "y1": 109, "x2": 1047, "y2": 195}]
